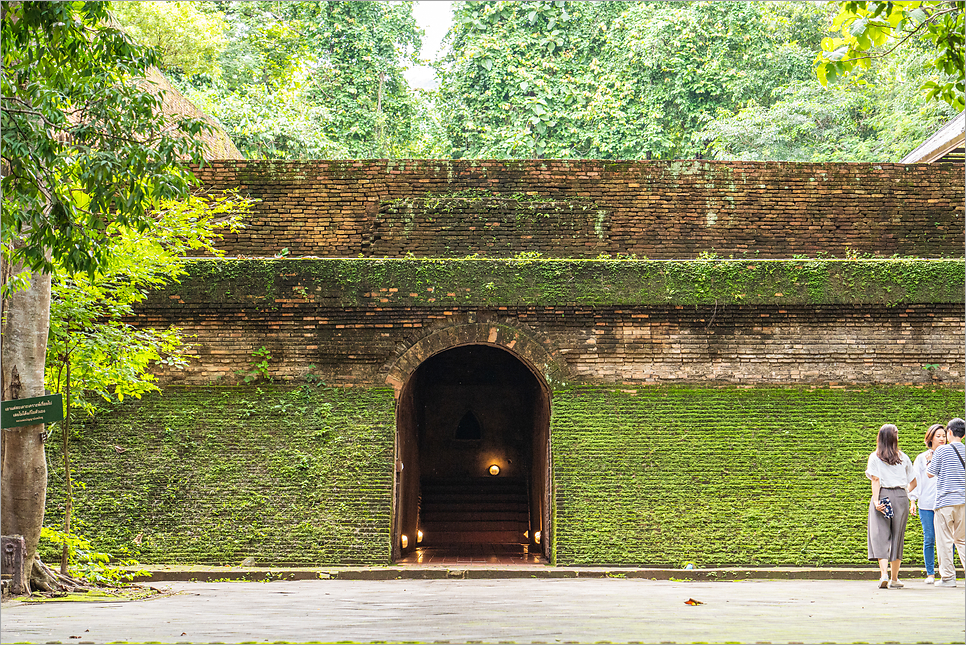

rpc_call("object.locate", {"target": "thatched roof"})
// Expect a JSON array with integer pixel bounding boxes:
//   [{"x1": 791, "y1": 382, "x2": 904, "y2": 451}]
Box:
[{"x1": 140, "y1": 67, "x2": 243, "y2": 161}]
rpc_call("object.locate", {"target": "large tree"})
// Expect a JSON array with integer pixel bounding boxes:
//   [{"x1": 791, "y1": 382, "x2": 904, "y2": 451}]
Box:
[{"x1": 1, "y1": 1, "x2": 208, "y2": 589}]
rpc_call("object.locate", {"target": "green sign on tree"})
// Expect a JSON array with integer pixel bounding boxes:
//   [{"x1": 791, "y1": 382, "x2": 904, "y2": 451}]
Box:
[{"x1": 1, "y1": 395, "x2": 64, "y2": 429}]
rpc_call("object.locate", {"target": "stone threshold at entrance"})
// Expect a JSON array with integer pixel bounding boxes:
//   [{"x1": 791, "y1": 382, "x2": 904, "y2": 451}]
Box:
[
  {"x1": 396, "y1": 544, "x2": 546, "y2": 566},
  {"x1": 122, "y1": 565, "x2": 934, "y2": 583}
]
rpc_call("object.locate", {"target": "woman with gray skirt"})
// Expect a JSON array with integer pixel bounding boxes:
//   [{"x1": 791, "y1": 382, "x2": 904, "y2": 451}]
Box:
[{"x1": 866, "y1": 423, "x2": 916, "y2": 589}]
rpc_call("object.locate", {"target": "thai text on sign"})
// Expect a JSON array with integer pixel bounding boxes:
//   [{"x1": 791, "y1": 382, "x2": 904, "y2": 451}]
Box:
[{"x1": 1, "y1": 394, "x2": 64, "y2": 428}]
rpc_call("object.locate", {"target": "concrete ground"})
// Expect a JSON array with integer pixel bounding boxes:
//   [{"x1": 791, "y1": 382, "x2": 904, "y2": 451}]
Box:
[{"x1": 2, "y1": 577, "x2": 964, "y2": 644}]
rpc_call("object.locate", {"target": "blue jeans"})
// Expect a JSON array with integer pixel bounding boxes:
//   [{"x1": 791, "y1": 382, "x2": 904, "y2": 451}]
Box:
[{"x1": 920, "y1": 508, "x2": 937, "y2": 576}]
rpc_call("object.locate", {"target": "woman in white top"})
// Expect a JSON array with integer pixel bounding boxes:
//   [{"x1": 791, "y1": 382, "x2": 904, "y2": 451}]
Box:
[
  {"x1": 908, "y1": 424, "x2": 946, "y2": 584},
  {"x1": 866, "y1": 423, "x2": 916, "y2": 589}
]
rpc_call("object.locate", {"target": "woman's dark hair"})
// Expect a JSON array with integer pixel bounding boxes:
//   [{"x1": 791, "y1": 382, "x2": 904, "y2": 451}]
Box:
[
  {"x1": 925, "y1": 424, "x2": 946, "y2": 448},
  {"x1": 877, "y1": 424, "x2": 902, "y2": 465}
]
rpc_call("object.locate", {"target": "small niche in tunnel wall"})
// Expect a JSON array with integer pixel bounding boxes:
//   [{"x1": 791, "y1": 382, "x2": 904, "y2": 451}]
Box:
[{"x1": 454, "y1": 410, "x2": 483, "y2": 441}]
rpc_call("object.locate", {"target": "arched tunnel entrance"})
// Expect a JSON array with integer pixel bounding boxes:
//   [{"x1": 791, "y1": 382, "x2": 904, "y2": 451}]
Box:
[{"x1": 393, "y1": 344, "x2": 551, "y2": 564}]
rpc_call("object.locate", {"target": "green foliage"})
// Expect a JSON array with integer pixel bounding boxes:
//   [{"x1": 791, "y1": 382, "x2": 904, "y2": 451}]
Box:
[
  {"x1": 178, "y1": 2, "x2": 347, "y2": 159},
  {"x1": 236, "y1": 346, "x2": 273, "y2": 384},
  {"x1": 42, "y1": 386, "x2": 397, "y2": 566},
  {"x1": 38, "y1": 527, "x2": 144, "y2": 586},
  {"x1": 107, "y1": 0, "x2": 961, "y2": 161},
  {"x1": 704, "y1": 46, "x2": 959, "y2": 162},
  {"x1": 704, "y1": 23, "x2": 960, "y2": 162},
  {"x1": 816, "y1": 1, "x2": 964, "y2": 110},
  {"x1": 160, "y1": 1, "x2": 426, "y2": 159},
  {"x1": 184, "y1": 73, "x2": 347, "y2": 160},
  {"x1": 433, "y1": 1, "x2": 824, "y2": 159},
  {"x1": 297, "y1": 1, "x2": 423, "y2": 158},
  {"x1": 551, "y1": 385, "x2": 964, "y2": 566},
  {"x1": 1, "y1": 1, "x2": 209, "y2": 276},
  {"x1": 45, "y1": 192, "x2": 251, "y2": 415},
  {"x1": 110, "y1": 1, "x2": 228, "y2": 77}
]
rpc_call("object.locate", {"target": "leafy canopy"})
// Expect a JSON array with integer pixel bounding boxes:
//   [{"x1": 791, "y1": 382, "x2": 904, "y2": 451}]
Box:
[
  {"x1": 114, "y1": 1, "x2": 427, "y2": 159},
  {"x1": 705, "y1": 41, "x2": 958, "y2": 161},
  {"x1": 816, "y1": 1, "x2": 965, "y2": 110},
  {"x1": 433, "y1": 1, "x2": 824, "y2": 159},
  {"x1": 109, "y1": 1, "x2": 227, "y2": 78},
  {"x1": 1, "y1": 1, "x2": 210, "y2": 277}
]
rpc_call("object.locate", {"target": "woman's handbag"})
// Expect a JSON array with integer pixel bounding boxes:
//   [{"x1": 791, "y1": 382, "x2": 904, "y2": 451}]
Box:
[{"x1": 879, "y1": 496, "x2": 894, "y2": 519}]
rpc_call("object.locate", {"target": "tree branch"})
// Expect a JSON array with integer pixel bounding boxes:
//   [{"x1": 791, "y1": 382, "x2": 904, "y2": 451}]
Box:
[{"x1": 832, "y1": 6, "x2": 959, "y2": 66}]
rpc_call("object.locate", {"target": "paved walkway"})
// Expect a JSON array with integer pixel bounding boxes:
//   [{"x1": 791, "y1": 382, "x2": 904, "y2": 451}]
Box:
[
  {"x1": 111, "y1": 563, "x2": 931, "y2": 582},
  {"x1": 2, "y1": 577, "x2": 963, "y2": 644}
]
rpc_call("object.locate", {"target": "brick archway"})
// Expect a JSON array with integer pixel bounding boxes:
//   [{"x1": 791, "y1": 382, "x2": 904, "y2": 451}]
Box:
[
  {"x1": 384, "y1": 322, "x2": 569, "y2": 396},
  {"x1": 388, "y1": 323, "x2": 561, "y2": 564}
]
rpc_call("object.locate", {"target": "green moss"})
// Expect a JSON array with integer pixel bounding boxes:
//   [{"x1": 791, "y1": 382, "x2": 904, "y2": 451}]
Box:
[
  {"x1": 42, "y1": 384, "x2": 964, "y2": 567},
  {"x1": 41, "y1": 385, "x2": 396, "y2": 566},
  {"x1": 160, "y1": 258, "x2": 965, "y2": 308},
  {"x1": 550, "y1": 385, "x2": 964, "y2": 566}
]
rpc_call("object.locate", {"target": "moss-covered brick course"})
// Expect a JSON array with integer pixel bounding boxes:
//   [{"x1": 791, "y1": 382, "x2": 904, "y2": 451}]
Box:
[
  {"x1": 160, "y1": 258, "x2": 966, "y2": 308},
  {"x1": 194, "y1": 159, "x2": 964, "y2": 259},
  {"x1": 40, "y1": 385, "x2": 396, "y2": 566},
  {"x1": 42, "y1": 384, "x2": 963, "y2": 567},
  {"x1": 550, "y1": 385, "x2": 964, "y2": 567}
]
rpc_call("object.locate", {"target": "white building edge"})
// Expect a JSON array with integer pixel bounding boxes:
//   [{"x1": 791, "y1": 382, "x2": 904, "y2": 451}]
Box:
[{"x1": 900, "y1": 111, "x2": 965, "y2": 163}]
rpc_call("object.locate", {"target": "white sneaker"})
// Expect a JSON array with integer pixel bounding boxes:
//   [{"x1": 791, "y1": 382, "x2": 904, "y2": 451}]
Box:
[
  {"x1": 935, "y1": 578, "x2": 957, "y2": 587},
  {"x1": 925, "y1": 575, "x2": 935, "y2": 584}
]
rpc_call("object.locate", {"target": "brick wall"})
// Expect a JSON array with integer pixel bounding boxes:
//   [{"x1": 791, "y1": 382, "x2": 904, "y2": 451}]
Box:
[
  {"x1": 136, "y1": 259, "x2": 964, "y2": 389},
  {"x1": 196, "y1": 159, "x2": 964, "y2": 259},
  {"x1": 43, "y1": 384, "x2": 963, "y2": 566},
  {"x1": 550, "y1": 386, "x2": 964, "y2": 566},
  {"x1": 142, "y1": 302, "x2": 964, "y2": 387},
  {"x1": 83, "y1": 159, "x2": 966, "y2": 567},
  {"x1": 42, "y1": 386, "x2": 396, "y2": 566},
  {"x1": 367, "y1": 198, "x2": 610, "y2": 258}
]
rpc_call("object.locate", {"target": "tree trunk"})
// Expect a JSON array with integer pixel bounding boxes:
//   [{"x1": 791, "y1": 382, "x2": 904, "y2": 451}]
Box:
[
  {"x1": 30, "y1": 556, "x2": 88, "y2": 593},
  {"x1": 1, "y1": 260, "x2": 52, "y2": 575}
]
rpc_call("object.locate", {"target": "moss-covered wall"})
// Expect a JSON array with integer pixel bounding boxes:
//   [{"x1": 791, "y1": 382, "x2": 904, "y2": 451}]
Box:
[
  {"x1": 156, "y1": 258, "x2": 966, "y2": 309},
  {"x1": 551, "y1": 386, "x2": 964, "y2": 566},
  {"x1": 41, "y1": 385, "x2": 396, "y2": 566},
  {"x1": 42, "y1": 384, "x2": 963, "y2": 567}
]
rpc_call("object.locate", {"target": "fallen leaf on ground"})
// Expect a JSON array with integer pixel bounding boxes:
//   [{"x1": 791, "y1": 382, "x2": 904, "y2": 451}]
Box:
[{"x1": 684, "y1": 598, "x2": 705, "y2": 605}]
